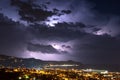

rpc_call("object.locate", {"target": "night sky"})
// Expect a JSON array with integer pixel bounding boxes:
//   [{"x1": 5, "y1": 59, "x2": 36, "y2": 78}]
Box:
[{"x1": 0, "y1": 0, "x2": 120, "y2": 64}]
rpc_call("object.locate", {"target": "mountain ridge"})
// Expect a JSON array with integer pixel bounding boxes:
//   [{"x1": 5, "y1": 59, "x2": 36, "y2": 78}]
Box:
[
  {"x1": 0, "y1": 54, "x2": 120, "y2": 71},
  {"x1": 0, "y1": 54, "x2": 84, "y2": 69}
]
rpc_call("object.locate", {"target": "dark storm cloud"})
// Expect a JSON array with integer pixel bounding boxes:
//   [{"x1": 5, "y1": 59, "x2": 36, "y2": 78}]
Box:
[
  {"x1": 10, "y1": 0, "x2": 55, "y2": 22},
  {"x1": 27, "y1": 43, "x2": 58, "y2": 53},
  {"x1": 55, "y1": 22, "x2": 86, "y2": 29},
  {"x1": 0, "y1": 13, "x2": 28, "y2": 57},
  {"x1": 73, "y1": 35, "x2": 120, "y2": 64},
  {"x1": 10, "y1": 0, "x2": 71, "y2": 23},
  {"x1": 28, "y1": 22, "x2": 88, "y2": 42},
  {"x1": 61, "y1": 51, "x2": 69, "y2": 54},
  {"x1": 62, "y1": 45, "x2": 71, "y2": 49}
]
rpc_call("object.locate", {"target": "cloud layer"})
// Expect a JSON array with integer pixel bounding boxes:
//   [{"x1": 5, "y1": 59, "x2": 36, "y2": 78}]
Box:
[{"x1": 0, "y1": 0, "x2": 120, "y2": 64}]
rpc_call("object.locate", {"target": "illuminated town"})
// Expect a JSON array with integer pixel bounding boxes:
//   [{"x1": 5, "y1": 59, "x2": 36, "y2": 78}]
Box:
[{"x1": 0, "y1": 65, "x2": 120, "y2": 80}]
